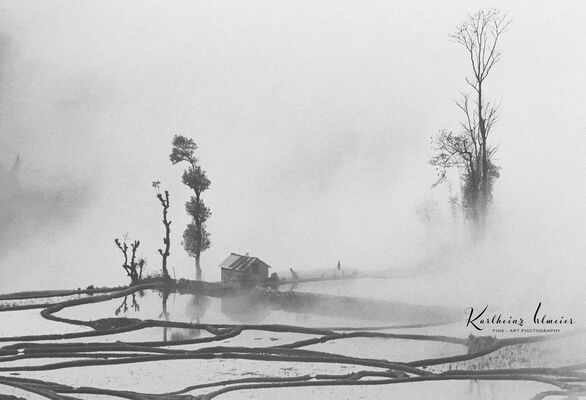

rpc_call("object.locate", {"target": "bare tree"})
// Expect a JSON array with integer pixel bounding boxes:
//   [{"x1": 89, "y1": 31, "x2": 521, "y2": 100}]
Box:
[
  {"x1": 431, "y1": 9, "x2": 510, "y2": 234},
  {"x1": 114, "y1": 235, "x2": 145, "y2": 284},
  {"x1": 152, "y1": 181, "x2": 171, "y2": 279}
]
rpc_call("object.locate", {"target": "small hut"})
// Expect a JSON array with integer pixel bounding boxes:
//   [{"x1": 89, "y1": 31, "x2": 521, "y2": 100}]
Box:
[{"x1": 218, "y1": 253, "x2": 271, "y2": 288}]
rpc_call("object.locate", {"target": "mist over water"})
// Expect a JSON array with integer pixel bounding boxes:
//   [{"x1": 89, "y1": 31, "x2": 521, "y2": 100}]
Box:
[{"x1": 0, "y1": 1, "x2": 585, "y2": 320}]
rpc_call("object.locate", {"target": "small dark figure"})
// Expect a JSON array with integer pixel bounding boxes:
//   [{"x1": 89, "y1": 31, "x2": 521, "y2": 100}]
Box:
[
  {"x1": 289, "y1": 268, "x2": 299, "y2": 281},
  {"x1": 268, "y1": 272, "x2": 279, "y2": 290}
]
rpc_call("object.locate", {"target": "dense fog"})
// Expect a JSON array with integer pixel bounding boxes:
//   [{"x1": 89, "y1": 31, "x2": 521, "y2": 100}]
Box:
[{"x1": 1, "y1": 1, "x2": 585, "y2": 316}]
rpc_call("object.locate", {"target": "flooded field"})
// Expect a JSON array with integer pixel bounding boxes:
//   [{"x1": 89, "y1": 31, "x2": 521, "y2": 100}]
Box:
[{"x1": 0, "y1": 278, "x2": 584, "y2": 399}]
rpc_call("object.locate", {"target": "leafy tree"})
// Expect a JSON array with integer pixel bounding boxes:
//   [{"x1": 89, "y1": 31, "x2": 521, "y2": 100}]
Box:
[
  {"x1": 170, "y1": 135, "x2": 211, "y2": 280},
  {"x1": 431, "y1": 9, "x2": 510, "y2": 235}
]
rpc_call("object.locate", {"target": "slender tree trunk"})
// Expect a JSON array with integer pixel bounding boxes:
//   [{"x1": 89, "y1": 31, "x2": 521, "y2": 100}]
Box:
[
  {"x1": 161, "y1": 289, "x2": 169, "y2": 341},
  {"x1": 162, "y1": 203, "x2": 171, "y2": 278},
  {"x1": 157, "y1": 190, "x2": 171, "y2": 279},
  {"x1": 477, "y1": 84, "x2": 488, "y2": 237},
  {"x1": 195, "y1": 254, "x2": 202, "y2": 281},
  {"x1": 193, "y1": 192, "x2": 203, "y2": 280}
]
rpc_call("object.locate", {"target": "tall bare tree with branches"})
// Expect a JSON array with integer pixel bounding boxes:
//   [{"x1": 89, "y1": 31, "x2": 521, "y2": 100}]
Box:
[
  {"x1": 152, "y1": 181, "x2": 171, "y2": 279},
  {"x1": 431, "y1": 9, "x2": 510, "y2": 235}
]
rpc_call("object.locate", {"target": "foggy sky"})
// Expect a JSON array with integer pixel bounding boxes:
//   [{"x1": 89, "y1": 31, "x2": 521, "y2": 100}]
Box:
[{"x1": 1, "y1": 0, "x2": 585, "y2": 307}]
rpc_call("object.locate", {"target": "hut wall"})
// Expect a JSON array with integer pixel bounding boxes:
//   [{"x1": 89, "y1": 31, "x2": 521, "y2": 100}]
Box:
[
  {"x1": 221, "y1": 262, "x2": 270, "y2": 289},
  {"x1": 243, "y1": 261, "x2": 269, "y2": 287},
  {"x1": 221, "y1": 268, "x2": 245, "y2": 288}
]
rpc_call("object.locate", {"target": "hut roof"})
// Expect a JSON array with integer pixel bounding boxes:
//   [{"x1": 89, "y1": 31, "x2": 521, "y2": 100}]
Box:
[{"x1": 218, "y1": 253, "x2": 271, "y2": 271}]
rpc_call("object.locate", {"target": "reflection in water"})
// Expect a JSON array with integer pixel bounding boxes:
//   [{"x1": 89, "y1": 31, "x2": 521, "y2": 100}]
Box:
[
  {"x1": 185, "y1": 292, "x2": 209, "y2": 323},
  {"x1": 108, "y1": 285, "x2": 459, "y2": 330},
  {"x1": 159, "y1": 288, "x2": 170, "y2": 320},
  {"x1": 95, "y1": 286, "x2": 584, "y2": 399},
  {"x1": 221, "y1": 295, "x2": 271, "y2": 324},
  {"x1": 114, "y1": 292, "x2": 141, "y2": 315},
  {"x1": 110, "y1": 288, "x2": 213, "y2": 341},
  {"x1": 170, "y1": 293, "x2": 210, "y2": 340},
  {"x1": 161, "y1": 289, "x2": 212, "y2": 341},
  {"x1": 159, "y1": 288, "x2": 171, "y2": 341},
  {"x1": 467, "y1": 381, "x2": 498, "y2": 400},
  {"x1": 468, "y1": 381, "x2": 480, "y2": 398}
]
